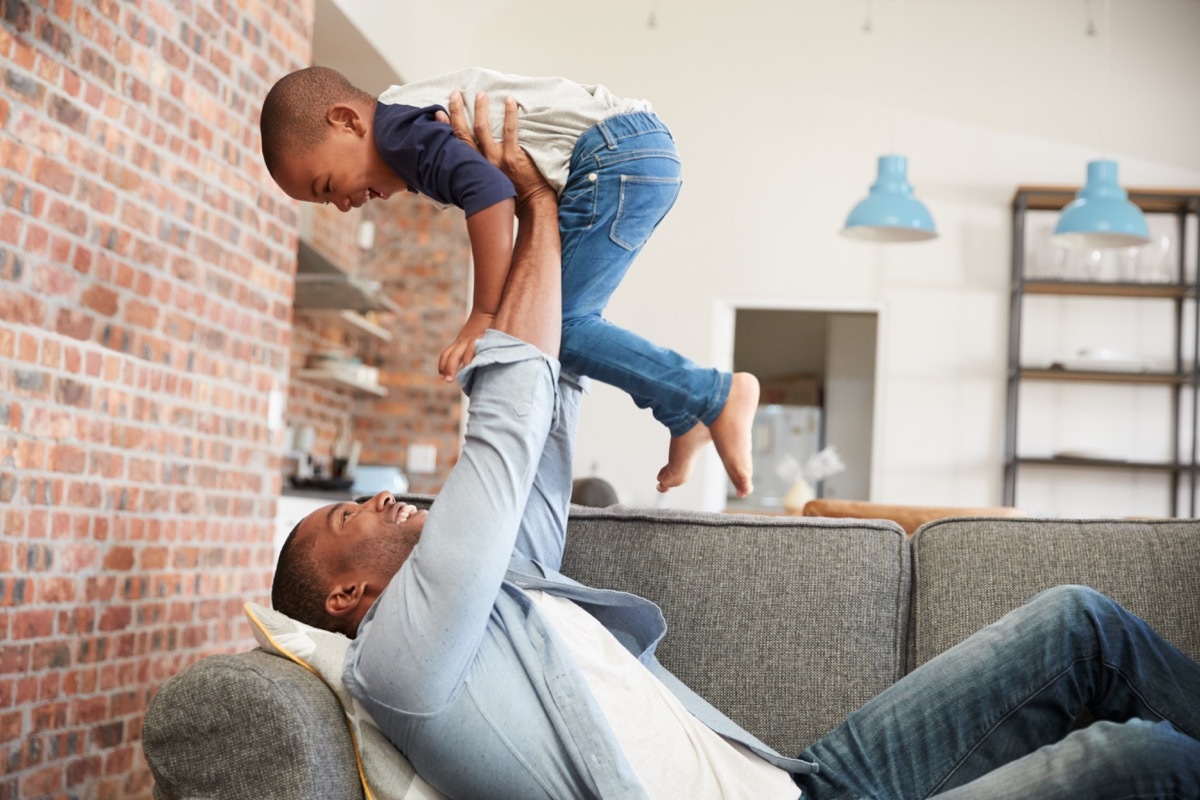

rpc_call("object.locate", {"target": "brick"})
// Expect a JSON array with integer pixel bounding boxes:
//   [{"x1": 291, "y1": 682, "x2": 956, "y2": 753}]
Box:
[
  {"x1": 55, "y1": 307, "x2": 95, "y2": 341},
  {"x1": 65, "y1": 755, "x2": 102, "y2": 788},
  {"x1": 30, "y1": 641, "x2": 71, "y2": 670},
  {"x1": 31, "y1": 156, "x2": 75, "y2": 195},
  {"x1": 54, "y1": 377, "x2": 90, "y2": 408},
  {"x1": 81, "y1": 284, "x2": 118, "y2": 316},
  {"x1": 50, "y1": 444, "x2": 86, "y2": 474},
  {"x1": 34, "y1": 13, "x2": 71, "y2": 54},
  {"x1": 101, "y1": 547, "x2": 133, "y2": 571},
  {"x1": 47, "y1": 92, "x2": 88, "y2": 137},
  {"x1": 72, "y1": 696, "x2": 106, "y2": 725},
  {"x1": 97, "y1": 605, "x2": 129, "y2": 632},
  {"x1": 0, "y1": 0, "x2": 31, "y2": 31}
]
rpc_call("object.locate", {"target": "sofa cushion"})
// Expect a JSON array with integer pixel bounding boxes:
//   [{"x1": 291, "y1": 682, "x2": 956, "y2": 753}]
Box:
[
  {"x1": 143, "y1": 650, "x2": 365, "y2": 800},
  {"x1": 244, "y1": 603, "x2": 449, "y2": 800},
  {"x1": 909, "y1": 517, "x2": 1200, "y2": 671},
  {"x1": 561, "y1": 505, "x2": 911, "y2": 758}
]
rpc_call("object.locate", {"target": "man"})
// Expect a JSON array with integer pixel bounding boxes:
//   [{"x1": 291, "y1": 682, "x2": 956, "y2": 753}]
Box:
[{"x1": 273, "y1": 93, "x2": 1200, "y2": 799}]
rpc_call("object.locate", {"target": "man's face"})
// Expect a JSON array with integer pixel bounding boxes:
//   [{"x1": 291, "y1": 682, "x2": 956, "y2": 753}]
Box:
[
  {"x1": 272, "y1": 104, "x2": 406, "y2": 212},
  {"x1": 296, "y1": 491, "x2": 427, "y2": 611}
]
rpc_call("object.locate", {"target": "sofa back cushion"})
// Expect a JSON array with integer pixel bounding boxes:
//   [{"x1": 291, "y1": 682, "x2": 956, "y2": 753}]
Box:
[
  {"x1": 561, "y1": 506, "x2": 911, "y2": 757},
  {"x1": 909, "y1": 518, "x2": 1200, "y2": 671}
]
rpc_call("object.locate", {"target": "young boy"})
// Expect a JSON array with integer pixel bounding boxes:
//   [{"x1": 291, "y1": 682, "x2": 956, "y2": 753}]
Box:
[{"x1": 260, "y1": 66, "x2": 759, "y2": 497}]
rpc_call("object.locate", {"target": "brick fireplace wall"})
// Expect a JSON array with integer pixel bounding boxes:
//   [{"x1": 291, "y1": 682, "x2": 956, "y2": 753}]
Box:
[{"x1": 0, "y1": 1, "x2": 309, "y2": 797}]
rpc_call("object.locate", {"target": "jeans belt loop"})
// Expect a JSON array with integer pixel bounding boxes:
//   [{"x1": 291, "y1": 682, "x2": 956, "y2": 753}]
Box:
[{"x1": 597, "y1": 117, "x2": 618, "y2": 150}]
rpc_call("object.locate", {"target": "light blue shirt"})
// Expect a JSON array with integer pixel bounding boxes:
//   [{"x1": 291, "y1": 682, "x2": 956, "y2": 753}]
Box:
[{"x1": 343, "y1": 331, "x2": 815, "y2": 799}]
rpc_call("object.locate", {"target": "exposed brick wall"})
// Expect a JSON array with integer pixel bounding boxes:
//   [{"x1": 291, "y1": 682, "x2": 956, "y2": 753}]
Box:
[
  {"x1": 287, "y1": 200, "x2": 471, "y2": 495},
  {"x1": 0, "y1": 1, "x2": 309, "y2": 798},
  {"x1": 357, "y1": 198, "x2": 470, "y2": 495}
]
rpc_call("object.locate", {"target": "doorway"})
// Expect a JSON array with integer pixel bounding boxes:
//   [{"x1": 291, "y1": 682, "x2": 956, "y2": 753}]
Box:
[{"x1": 723, "y1": 305, "x2": 881, "y2": 512}]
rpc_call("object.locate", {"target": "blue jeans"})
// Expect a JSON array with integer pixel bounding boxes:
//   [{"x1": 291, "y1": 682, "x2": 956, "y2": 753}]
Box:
[
  {"x1": 797, "y1": 585, "x2": 1200, "y2": 799},
  {"x1": 559, "y1": 111, "x2": 730, "y2": 437}
]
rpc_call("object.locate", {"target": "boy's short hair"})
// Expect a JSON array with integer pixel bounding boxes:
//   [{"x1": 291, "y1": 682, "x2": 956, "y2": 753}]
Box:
[{"x1": 259, "y1": 66, "x2": 375, "y2": 179}]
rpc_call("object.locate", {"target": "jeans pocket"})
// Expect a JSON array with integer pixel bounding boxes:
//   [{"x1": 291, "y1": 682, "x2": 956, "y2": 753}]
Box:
[{"x1": 610, "y1": 174, "x2": 682, "y2": 251}]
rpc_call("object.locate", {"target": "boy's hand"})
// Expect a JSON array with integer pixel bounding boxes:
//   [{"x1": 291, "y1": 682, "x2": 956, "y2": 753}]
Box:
[
  {"x1": 438, "y1": 308, "x2": 493, "y2": 382},
  {"x1": 441, "y1": 90, "x2": 555, "y2": 210}
]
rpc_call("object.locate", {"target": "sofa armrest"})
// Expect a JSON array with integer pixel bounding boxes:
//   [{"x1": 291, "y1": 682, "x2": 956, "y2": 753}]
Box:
[{"x1": 143, "y1": 650, "x2": 364, "y2": 800}]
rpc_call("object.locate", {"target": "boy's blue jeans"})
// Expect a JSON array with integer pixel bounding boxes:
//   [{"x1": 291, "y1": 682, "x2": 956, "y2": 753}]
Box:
[
  {"x1": 559, "y1": 111, "x2": 730, "y2": 437},
  {"x1": 797, "y1": 585, "x2": 1200, "y2": 799}
]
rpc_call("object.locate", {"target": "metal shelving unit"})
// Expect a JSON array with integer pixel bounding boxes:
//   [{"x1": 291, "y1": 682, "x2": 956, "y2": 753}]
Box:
[{"x1": 1003, "y1": 186, "x2": 1200, "y2": 516}]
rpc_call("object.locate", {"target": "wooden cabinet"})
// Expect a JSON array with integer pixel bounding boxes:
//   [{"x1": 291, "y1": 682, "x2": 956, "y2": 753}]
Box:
[{"x1": 1003, "y1": 186, "x2": 1200, "y2": 516}]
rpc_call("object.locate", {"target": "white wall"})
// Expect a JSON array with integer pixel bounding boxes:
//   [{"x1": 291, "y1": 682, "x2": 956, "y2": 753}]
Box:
[{"x1": 334, "y1": 0, "x2": 1200, "y2": 512}]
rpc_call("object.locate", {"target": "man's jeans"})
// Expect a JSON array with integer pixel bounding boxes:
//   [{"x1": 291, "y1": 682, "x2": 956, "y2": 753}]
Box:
[
  {"x1": 558, "y1": 111, "x2": 730, "y2": 437},
  {"x1": 797, "y1": 585, "x2": 1200, "y2": 799}
]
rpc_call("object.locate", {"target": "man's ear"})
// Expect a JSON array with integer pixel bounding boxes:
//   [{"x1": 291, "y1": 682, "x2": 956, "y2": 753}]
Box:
[
  {"x1": 326, "y1": 103, "x2": 365, "y2": 135},
  {"x1": 325, "y1": 580, "x2": 367, "y2": 618}
]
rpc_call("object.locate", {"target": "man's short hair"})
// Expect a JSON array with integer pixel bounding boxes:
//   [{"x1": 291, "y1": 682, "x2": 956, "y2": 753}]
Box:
[
  {"x1": 259, "y1": 66, "x2": 374, "y2": 179},
  {"x1": 271, "y1": 521, "x2": 354, "y2": 637}
]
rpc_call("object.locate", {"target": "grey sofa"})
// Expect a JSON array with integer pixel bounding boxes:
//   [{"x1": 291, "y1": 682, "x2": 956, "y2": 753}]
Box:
[{"x1": 142, "y1": 504, "x2": 1200, "y2": 800}]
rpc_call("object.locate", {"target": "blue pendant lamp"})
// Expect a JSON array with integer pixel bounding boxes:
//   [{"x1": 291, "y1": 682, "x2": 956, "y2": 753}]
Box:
[
  {"x1": 1052, "y1": 159, "x2": 1149, "y2": 248},
  {"x1": 840, "y1": 0, "x2": 936, "y2": 243},
  {"x1": 842, "y1": 154, "x2": 937, "y2": 242},
  {"x1": 1053, "y1": 0, "x2": 1149, "y2": 250}
]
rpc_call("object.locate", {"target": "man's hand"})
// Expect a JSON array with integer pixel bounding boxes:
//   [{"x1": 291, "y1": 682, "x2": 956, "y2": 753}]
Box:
[{"x1": 441, "y1": 91, "x2": 555, "y2": 211}]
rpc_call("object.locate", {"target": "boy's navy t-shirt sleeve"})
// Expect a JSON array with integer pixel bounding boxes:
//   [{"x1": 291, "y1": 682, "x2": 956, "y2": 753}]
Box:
[{"x1": 373, "y1": 102, "x2": 516, "y2": 216}]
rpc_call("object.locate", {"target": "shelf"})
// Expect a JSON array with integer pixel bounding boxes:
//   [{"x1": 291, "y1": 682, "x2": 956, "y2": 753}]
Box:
[
  {"x1": 1005, "y1": 184, "x2": 1200, "y2": 516},
  {"x1": 296, "y1": 368, "x2": 387, "y2": 397},
  {"x1": 294, "y1": 240, "x2": 401, "y2": 314},
  {"x1": 1013, "y1": 456, "x2": 1192, "y2": 474},
  {"x1": 1021, "y1": 280, "x2": 1193, "y2": 299},
  {"x1": 1019, "y1": 367, "x2": 1188, "y2": 385},
  {"x1": 1013, "y1": 186, "x2": 1200, "y2": 215},
  {"x1": 295, "y1": 309, "x2": 393, "y2": 342}
]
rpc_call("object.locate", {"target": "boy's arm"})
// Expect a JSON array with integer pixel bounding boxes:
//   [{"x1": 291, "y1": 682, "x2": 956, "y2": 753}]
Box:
[{"x1": 437, "y1": 198, "x2": 515, "y2": 380}]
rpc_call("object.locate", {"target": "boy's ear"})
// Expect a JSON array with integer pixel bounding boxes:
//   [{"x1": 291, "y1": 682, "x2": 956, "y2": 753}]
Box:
[{"x1": 325, "y1": 103, "x2": 365, "y2": 136}]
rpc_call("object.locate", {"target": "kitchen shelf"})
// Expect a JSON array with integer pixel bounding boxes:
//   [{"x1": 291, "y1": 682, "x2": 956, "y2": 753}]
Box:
[
  {"x1": 1019, "y1": 368, "x2": 1186, "y2": 386},
  {"x1": 296, "y1": 368, "x2": 387, "y2": 397},
  {"x1": 1003, "y1": 185, "x2": 1200, "y2": 517},
  {"x1": 1022, "y1": 280, "x2": 1193, "y2": 299},
  {"x1": 294, "y1": 240, "x2": 400, "y2": 314},
  {"x1": 295, "y1": 309, "x2": 393, "y2": 342},
  {"x1": 1013, "y1": 456, "x2": 1191, "y2": 473}
]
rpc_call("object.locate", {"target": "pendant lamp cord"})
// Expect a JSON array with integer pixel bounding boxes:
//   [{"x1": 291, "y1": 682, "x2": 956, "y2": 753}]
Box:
[
  {"x1": 889, "y1": 0, "x2": 902, "y2": 154},
  {"x1": 1101, "y1": 0, "x2": 1111, "y2": 158}
]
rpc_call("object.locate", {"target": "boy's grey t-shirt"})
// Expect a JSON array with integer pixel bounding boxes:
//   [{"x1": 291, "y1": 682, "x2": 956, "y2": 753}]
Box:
[{"x1": 376, "y1": 67, "x2": 652, "y2": 194}]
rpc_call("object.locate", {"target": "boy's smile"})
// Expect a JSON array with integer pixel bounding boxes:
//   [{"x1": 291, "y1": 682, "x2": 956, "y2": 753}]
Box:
[{"x1": 271, "y1": 102, "x2": 407, "y2": 211}]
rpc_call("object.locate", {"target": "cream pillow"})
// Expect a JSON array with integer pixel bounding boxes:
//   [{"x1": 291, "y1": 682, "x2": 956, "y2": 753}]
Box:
[{"x1": 244, "y1": 602, "x2": 449, "y2": 800}]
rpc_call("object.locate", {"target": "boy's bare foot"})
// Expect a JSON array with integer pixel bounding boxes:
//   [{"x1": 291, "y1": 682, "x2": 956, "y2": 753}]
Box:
[
  {"x1": 710, "y1": 372, "x2": 759, "y2": 498},
  {"x1": 656, "y1": 423, "x2": 712, "y2": 494},
  {"x1": 656, "y1": 372, "x2": 760, "y2": 497}
]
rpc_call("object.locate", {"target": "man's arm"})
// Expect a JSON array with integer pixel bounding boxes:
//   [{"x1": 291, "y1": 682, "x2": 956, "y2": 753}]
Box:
[
  {"x1": 347, "y1": 94, "x2": 563, "y2": 713},
  {"x1": 437, "y1": 92, "x2": 560, "y2": 377},
  {"x1": 468, "y1": 93, "x2": 560, "y2": 357}
]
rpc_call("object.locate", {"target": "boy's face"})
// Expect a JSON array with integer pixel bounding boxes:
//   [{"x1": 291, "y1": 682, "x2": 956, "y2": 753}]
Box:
[{"x1": 272, "y1": 104, "x2": 406, "y2": 212}]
